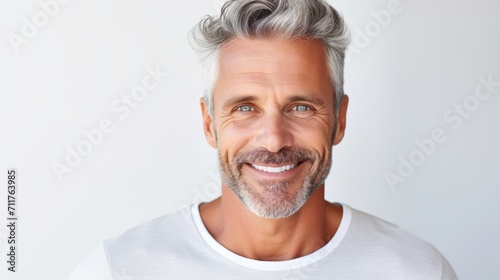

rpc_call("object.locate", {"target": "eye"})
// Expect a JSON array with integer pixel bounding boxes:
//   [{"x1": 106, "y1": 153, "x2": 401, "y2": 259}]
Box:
[
  {"x1": 235, "y1": 105, "x2": 254, "y2": 112},
  {"x1": 288, "y1": 104, "x2": 315, "y2": 118},
  {"x1": 292, "y1": 105, "x2": 310, "y2": 112}
]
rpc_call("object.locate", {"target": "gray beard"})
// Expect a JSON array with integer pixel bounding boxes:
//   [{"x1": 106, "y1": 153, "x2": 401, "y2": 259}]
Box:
[{"x1": 217, "y1": 147, "x2": 332, "y2": 219}]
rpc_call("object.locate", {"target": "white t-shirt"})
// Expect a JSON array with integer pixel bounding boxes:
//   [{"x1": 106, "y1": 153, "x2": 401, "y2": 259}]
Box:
[{"x1": 70, "y1": 203, "x2": 458, "y2": 279}]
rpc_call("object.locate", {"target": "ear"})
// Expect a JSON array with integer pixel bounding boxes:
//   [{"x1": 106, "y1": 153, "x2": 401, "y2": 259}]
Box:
[
  {"x1": 200, "y1": 98, "x2": 217, "y2": 149},
  {"x1": 333, "y1": 95, "x2": 349, "y2": 145}
]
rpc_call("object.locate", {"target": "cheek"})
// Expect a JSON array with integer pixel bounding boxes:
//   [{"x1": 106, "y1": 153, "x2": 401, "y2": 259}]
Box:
[
  {"x1": 217, "y1": 122, "x2": 254, "y2": 157},
  {"x1": 292, "y1": 120, "x2": 334, "y2": 147}
]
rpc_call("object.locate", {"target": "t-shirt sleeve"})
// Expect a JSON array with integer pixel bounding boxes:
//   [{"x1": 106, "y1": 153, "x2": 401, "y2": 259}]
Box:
[
  {"x1": 440, "y1": 253, "x2": 459, "y2": 280},
  {"x1": 69, "y1": 242, "x2": 113, "y2": 280}
]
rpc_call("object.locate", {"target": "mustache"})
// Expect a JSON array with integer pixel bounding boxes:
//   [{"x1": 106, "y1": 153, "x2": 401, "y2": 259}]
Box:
[{"x1": 233, "y1": 148, "x2": 316, "y2": 167}]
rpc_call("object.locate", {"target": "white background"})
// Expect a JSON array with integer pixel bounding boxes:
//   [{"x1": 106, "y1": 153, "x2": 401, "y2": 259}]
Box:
[{"x1": 1, "y1": 0, "x2": 499, "y2": 279}]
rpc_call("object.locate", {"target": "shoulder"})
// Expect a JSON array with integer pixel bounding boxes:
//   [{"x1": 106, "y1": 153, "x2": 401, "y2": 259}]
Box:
[
  {"x1": 104, "y1": 206, "x2": 195, "y2": 258},
  {"x1": 70, "y1": 206, "x2": 200, "y2": 279},
  {"x1": 69, "y1": 242, "x2": 112, "y2": 280},
  {"x1": 340, "y1": 205, "x2": 458, "y2": 279},
  {"x1": 346, "y1": 206, "x2": 440, "y2": 257}
]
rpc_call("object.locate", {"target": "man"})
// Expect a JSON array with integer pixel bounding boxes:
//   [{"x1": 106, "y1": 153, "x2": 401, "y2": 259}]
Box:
[{"x1": 71, "y1": 0, "x2": 458, "y2": 279}]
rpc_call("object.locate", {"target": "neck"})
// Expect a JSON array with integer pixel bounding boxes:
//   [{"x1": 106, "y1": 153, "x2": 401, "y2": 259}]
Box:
[{"x1": 199, "y1": 185, "x2": 342, "y2": 261}]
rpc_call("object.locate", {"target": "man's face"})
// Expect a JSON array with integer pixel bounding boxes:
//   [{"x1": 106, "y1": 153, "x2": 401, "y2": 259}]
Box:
[{"x1": 201, "y1": 38, "x2": 348, "y2": 219}]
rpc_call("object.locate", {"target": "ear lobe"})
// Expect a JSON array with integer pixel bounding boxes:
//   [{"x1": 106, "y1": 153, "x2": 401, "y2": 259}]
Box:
[
  {"x1": 333, "y1": 95, "x2": 349, "y2": 145},
  {"x1": 200, "y1": 98, "x2": 217, "y2": 149}
]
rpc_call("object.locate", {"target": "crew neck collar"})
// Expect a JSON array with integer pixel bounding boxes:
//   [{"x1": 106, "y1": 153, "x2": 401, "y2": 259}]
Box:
[{"x1": 190, "y1": 202, "x2": 352, "y2": 271}]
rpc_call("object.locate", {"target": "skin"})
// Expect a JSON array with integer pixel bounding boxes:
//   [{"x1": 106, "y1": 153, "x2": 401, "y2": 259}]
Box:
[{"x1": 199, "y1": 37, "x2": 349, "y2": 261}]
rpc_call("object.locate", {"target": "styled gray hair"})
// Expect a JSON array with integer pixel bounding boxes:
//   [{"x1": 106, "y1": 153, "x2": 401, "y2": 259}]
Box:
[{"x1": 189, "y1": 0, "x2": 350, "y2": 115}]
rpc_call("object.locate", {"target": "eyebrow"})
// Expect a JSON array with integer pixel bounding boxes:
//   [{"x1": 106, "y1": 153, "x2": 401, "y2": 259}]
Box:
[
  {"x1": 287, "y1": 94, "x2": 325, "y2": 106},
  {"x1": 222, "y1": 95, "x2": 259, "y2": 109},
  {"x1": 220, "y1": 93, "x2": 325, "y2": 109}
]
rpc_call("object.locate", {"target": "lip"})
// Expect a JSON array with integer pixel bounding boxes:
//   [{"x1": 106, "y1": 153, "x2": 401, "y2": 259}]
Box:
[
  {"x1": 250, "y1": 163, "x2": 298, "y2": 173},
  {"x1": 243, "y1": 161, "x2": 305, "y2": 180}
]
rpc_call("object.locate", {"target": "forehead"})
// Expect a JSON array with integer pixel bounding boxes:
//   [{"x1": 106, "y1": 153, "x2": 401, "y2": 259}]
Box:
[
  {"x1": 218, "y1": 37, "x2": 329, "y2": 76},
  {"x1": 215, "y1": 37, "x2": 332, "y2": 99}
]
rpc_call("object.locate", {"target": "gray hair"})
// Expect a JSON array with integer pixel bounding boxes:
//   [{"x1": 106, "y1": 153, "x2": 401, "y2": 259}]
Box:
[{"x1": 189, "y1": 0, "x2": 350, "y2": 115}]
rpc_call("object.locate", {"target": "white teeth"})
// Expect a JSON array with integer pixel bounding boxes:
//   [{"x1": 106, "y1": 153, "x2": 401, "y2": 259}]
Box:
[{"x1": 251, "y1": 163, "x2": 298, "y2": 173}]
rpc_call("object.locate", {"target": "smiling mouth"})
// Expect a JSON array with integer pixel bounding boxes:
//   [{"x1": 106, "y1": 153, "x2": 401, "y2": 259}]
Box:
[{"x1": 250, "y1": 163, "x2": 299, "y2": 173}]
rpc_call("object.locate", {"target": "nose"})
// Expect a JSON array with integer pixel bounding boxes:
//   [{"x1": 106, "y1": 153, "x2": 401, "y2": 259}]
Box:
[{"x1": 254, "y1": 110, "x2": 293, "y2": 153}]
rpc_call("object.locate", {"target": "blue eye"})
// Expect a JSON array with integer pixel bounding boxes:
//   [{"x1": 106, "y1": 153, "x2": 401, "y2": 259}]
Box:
[
  {"x1": 293, "y1": 105, "x2": 310, "y2": 111},
  {"x1": 236, "y1": 105, "x2": 254, "y2": 112}
]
